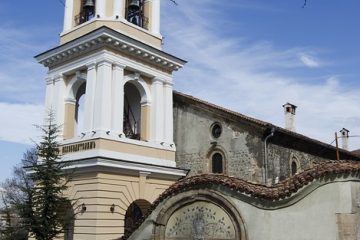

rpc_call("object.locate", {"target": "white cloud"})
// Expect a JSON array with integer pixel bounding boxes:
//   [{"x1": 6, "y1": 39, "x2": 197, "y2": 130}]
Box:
[
  {"x1": 0, "y1": 102, "x2": 43, "y2": 144},
  {"x1": 298, "y1": 53, "x2": 321, "y2": 68},
  {"x1": 0, "y1": 24, "x2": 56, "y2": 104},
  {"x1": 162, "y1": 1, "x2": 360, "y2": 150}
]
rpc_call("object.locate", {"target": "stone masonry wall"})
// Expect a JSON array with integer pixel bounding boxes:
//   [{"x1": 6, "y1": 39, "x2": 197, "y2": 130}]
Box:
[{"x1": 173, "y1": 99, "x2": 329, "y2": 183}]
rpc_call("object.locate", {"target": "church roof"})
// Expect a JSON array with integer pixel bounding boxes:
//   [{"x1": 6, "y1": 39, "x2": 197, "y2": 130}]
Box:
[
  {"x1": 174, "y1": 91, "x2": 360, "y2": 161},
  {"x1": 121, "y1": 160, "x2": 360, "y2": 239}
]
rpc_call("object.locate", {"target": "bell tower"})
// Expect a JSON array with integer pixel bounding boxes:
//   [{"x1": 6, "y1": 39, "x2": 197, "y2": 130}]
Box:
[
  {"x1": 36, "y1": 0, "x2": 186, "y2": 239},
  {"x1": 61, "y1": 0, "x2": 162, "y2": 48}
]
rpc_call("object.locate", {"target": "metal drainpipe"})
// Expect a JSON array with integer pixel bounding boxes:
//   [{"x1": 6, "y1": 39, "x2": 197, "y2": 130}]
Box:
[{"x1": 264, "y1": 127, "x2": 275, "y2": 185}]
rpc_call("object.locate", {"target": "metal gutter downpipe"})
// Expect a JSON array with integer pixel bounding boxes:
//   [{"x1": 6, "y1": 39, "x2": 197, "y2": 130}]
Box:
[{"x1": 263, "y1": 127, "x2": 275, "y2": 185}]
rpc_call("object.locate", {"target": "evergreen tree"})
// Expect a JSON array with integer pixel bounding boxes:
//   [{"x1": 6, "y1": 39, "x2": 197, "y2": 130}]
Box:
[{"x1": 2, "y1": 115, "x2": 73, "y2": 240}]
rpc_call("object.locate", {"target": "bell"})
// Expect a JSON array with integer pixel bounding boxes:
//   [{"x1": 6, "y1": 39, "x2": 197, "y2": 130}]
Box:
[
  {"x1": 83, "y1": 0, "x2": 95, "y2": 9},
  {"x1": 128, "y1": 0, "x2": 140, "y2": 11}
]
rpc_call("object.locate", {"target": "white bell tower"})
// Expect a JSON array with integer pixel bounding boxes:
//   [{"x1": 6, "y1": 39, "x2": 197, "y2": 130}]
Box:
[
  {"x1": 61, "y1": 0, "x2": 162, "y2": 48},
  {"x1": 36, "y1": 1, "x2": 186, "y2": 239}
]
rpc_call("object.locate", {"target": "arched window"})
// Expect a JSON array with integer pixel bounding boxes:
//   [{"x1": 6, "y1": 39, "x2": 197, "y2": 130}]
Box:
[
  {"x1": 212, "y1": 152, "x2": 224, "y2": 174},
  {"x1": 291, "y1": 161, "x2": 298, "y2": 176},
  {"x1": 123, "y1": 82, "x2": 141, "y2": 140},
  {"x1": 124, "y1": 199, "x2": 151, "y2": 236}
]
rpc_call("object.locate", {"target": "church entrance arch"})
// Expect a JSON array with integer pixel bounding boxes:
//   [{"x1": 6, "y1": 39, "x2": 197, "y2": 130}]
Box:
[{"x1": 154, "y1": 190, "x2": 247, "y2": 240}]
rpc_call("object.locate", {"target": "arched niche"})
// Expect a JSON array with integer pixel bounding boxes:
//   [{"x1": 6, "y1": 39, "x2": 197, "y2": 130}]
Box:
[
  {"x1": 290, "y1": 155, "x2": 301, "y2": 176},
  {"x1": 123, "y1": 74, "x2": 152, "y2": 141},
  {"x1": 154, "y1": 190, "x2": 247, "y2": 240}
]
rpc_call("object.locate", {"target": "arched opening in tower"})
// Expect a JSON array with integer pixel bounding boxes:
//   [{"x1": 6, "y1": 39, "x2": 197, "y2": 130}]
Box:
[
  {"x1": 77, "y1": 0, "x2": 96, "y2": 25},
  {"x1": 124, "y1": 199, "x2": 151, "y2": 236},
  {"x1": 75, "y1": 82, "x2": 86, "y2": 136},
  {"x1": 126, "y1": 0, "x2": 149, "y2": 29},
  {"x1": 123, "y1": 82, "x2": 141, "y2": 140}
]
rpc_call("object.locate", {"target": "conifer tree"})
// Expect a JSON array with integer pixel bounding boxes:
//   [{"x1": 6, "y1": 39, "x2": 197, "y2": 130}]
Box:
[{"x1": 2, "y1": 115, "x2": 73, "y2": 240}]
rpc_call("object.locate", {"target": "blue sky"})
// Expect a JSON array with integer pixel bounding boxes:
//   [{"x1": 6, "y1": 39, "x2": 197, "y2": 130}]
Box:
[{"x1": 0, "y1": 0, "x2": 360, "y2": 182}]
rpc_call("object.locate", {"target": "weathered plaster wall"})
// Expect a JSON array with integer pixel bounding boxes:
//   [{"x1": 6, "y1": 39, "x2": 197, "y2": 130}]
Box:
[
  {"x1": 230, "y1": 181, "x2": 359, "y2": 240},
  {"x1": 173, "y1": 100, "x2": 329, "y2": 183}
]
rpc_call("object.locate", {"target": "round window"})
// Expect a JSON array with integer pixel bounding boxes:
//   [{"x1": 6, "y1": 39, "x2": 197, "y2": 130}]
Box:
[{"x1": 211, "y1": 123, "x2": 222, "y2": 138}]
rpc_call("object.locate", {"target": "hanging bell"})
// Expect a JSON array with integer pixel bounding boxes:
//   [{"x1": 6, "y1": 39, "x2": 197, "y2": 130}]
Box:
[
  {"x1": 83, "y1": 0, "x2": 95, "y2": 9},
  {"x1": 128, "y1": 0, "x2": 141, "y2": 11}
]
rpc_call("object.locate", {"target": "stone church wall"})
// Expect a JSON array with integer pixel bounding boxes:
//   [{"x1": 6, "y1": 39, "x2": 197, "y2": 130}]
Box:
[{"x1": 173, "y1": 98, "x2": 328, "y2": 183}]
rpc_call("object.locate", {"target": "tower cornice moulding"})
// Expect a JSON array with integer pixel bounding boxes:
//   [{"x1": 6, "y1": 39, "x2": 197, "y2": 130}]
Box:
[{"x1": 36, "y1": 27, "x2": 186, "y2": 72}]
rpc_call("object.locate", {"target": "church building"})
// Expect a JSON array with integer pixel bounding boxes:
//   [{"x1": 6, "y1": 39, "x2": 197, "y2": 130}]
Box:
[{"x1": 35, "y1": 1, "x2": 360, "y2": 239}]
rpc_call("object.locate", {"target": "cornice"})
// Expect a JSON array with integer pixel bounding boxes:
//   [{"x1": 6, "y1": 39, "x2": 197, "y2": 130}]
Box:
[
  {"x1": 62, "y1": 157, "x2": 188, "y2": 178},
  {"x1": 35, "y1": 27, "x2": 186, "y2": 72}
]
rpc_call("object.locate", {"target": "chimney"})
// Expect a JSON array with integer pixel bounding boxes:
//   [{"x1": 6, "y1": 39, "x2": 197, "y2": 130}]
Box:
[
  {"x1": 283, "y1": 103, "x2": 297, "y2": 132},
  {"x1": 339, "y1": 128, "x2": 350, "y2": 150}
]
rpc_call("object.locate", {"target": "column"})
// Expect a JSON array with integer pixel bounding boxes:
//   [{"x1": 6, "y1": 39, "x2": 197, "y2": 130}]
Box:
[
  {"x1": 151, "y1": 78, "x2": 164, "y2": 142},
  {"x1": 95, "y1": 0, "x2": 106, "y2": 18},
  {"x1": 163, "y1": 81, "x2": 173, "y2": 143},
  {"x1": 63, "y1": 0, "x2": 74, "y2": 31},
  {"x1": 93, "y1": 59, "x2": 113, "y2": 132},
  {"x1": 113, "y1": 0, "x2": 124, "y2": 19},
  {"x1": 151, "y1": 0, "x2": 161, "y2": 35},
  {"x1": 83, "y1": 62, "x2": 97, "y2": 132},
  {"x1": 111, "y1": 63, "x2": 125, "y2": 134}
]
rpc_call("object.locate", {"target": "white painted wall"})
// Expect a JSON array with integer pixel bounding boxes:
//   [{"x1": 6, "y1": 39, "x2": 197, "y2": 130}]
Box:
[{"x1": 233, "y1": 181, "x2": 354, "y2": 240}]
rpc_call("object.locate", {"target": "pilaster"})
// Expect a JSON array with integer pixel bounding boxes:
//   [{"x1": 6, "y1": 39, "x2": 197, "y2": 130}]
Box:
[
  {"x1": 53, "y1": 75, "x2": 66, "y2": 132},
  {"x1": 63, "y1": 0, "x2": 74, "y2": 31},
  {"x1": 152, "y1": 0, "x2": 161, "y2": 35},
  {"x1": 95, "y1": 0, "x2": 106, "y2": 18},
  {"x1": 163, "y1": 81, "x2": 173, "y2": 144},
  {"x1": 44, "y1": 77, "x2": 54, "y2": 114},
  {"x1": 93, "y1": 59, "x2": 113, "y2": 132},
  {"x1": 83, "y1": 62, "x2": 97, "y2": 132},
  {"x1": 113, "y1": 0, "x2": 124, "y2": 19},
  {"x1": 111, "y1": 63, "x2": 125, "y2": 134},
  {"x1": 151, "y1": 78, "x2": 164, "y2": 142}
]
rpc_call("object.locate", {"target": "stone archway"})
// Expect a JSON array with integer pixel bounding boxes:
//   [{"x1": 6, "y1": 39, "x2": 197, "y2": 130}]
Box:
[{"x1": 154, "y1": 190, "x2": 247, "y2": 240}]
